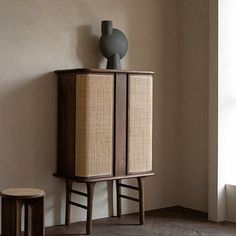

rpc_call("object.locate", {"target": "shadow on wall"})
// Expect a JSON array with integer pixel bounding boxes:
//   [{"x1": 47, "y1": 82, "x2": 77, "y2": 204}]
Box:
[
  {"x1": 0, "y1": 72, "x2": 64, "y2": 226},
  {"x1": 0, "y1": 23, "x2": 136, "y2": 227},
  {"x1": 107, "y1": 181, "x2": 114, "y2": 217},
  {"x1": 0, "y1": 71, "x2": 115, "y2": 227},
  {"x1": 76, "y1": 25, "x2": 104, "y2": 68}
]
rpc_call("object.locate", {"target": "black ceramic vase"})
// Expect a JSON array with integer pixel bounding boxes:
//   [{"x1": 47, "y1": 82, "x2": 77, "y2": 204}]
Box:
[{"x1": 99, "y1": 21, "x2": 128, "y2": 69}]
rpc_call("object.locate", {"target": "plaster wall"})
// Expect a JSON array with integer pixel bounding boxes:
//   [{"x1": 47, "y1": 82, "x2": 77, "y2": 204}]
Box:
[
  {"x1": 0, "y1": 0, "x2": 180, "y2": 228},
  {"x1": 178, "y1": 0, "x2": 209, "y2": 212}
]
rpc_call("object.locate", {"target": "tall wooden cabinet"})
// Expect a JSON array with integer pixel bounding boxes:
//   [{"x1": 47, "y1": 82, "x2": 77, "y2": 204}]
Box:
[{"x1": 54, "y1": 68, "x2": 154, "y2": 234}]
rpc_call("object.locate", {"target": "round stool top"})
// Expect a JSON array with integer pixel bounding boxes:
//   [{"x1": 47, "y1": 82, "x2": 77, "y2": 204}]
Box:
[{"x1": 0, "y1": 188, "x2": 46, "y2": 199}]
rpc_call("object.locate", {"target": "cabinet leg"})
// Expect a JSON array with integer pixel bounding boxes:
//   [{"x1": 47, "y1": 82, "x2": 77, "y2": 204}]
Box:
[
  {"x1": 116, "y1": 179, "x2": 122, "y2": 217},
  {"x1": 65, "y1": 180, "x2": 73, "y2": 226},
  {"x1": 86, "y1": 182, "x2": 95, "y2": 234},
  {"x1": 137, "y1": 177, "x2": 145, "y2": 225}
]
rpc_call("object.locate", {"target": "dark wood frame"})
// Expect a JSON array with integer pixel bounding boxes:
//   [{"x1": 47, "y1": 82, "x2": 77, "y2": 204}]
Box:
[
  {"x1": 55, "y1": 68, "x2": 154, "y2": 75},
  {"x1": 56, "y1": 69, "x2": 153, "y2": 178}
]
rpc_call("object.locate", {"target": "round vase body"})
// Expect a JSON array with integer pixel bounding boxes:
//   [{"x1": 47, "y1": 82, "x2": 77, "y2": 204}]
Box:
[{"x1": 99, "y1": 21, "x2": 128, "y2": 69}]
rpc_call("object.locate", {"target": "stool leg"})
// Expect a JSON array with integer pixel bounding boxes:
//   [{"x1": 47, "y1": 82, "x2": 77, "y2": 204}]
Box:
[
  {"x1": 1, "y1": 198, "x2": 22, "y2": 236},
  {"x1": 86, "y1": 182, "x2": 95, "y2": 234},
  {"x1": 23, "y1": 200, "x2": 32, "y2": 236},
  {"x1": 137, "y1": 177, "x2": 145, "y2": 225},
  {"x1": 25, "y1": 203, "x2": 29, "y2": 236},
  {"x1": 65, "y1": 180, "x2": 72, "y2": 226},
  {"x1": 116, "y1": 179, "x2": 122, "y2": 217},
  {"x1": 28, "y1": 197, "x2": 44, "y2": 236}
]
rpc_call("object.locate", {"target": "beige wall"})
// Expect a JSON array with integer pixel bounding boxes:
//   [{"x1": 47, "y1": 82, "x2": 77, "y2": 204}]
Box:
[
  {"x1": 0, "y1": 0, "x2": 180, "y2": 228},
  {"x1": 178, "y1": 0, "x2": 209, "y2": 212}
]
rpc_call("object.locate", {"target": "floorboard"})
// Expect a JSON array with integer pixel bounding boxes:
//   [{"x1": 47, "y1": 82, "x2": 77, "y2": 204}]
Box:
[{"x1": 46, "y1": 206, "x2": 236, "y2": 236}]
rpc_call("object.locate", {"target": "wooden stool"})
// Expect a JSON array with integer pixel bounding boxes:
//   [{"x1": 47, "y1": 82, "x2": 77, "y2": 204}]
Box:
[{"x1": 0, "y1": 188, "x2": 46, "y2": 236}]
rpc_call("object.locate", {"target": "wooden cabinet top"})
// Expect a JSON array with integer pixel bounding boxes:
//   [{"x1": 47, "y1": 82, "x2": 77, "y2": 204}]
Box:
[{"x1": 55, "y1": 68, "x2": 154, "y2": 75}]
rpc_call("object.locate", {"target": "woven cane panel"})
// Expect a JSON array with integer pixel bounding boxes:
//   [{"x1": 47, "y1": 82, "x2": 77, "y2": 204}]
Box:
[
  {"x1": 128, "y1": 74, "x2": 153, "y2": 173},
  {"x1": 75, "y1": 74, "x2": 113, "y2": 177}
]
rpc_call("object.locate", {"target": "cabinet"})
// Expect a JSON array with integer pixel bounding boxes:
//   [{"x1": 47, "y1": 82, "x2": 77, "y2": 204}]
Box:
[
  {"x1": 54, "y1": 68, "x2": 154, "y2": 234},
  {"x1": 56, "y1": 69, "x2": 153, "y2": 178}
]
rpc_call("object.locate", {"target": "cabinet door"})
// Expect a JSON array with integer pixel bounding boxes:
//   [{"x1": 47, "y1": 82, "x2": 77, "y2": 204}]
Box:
[
  {"x1": 75, "y1": 73, "x2": 114, "y2": 177},
  {"x1": 127, "y1": 74, "x2": 153, "y2": 174}
]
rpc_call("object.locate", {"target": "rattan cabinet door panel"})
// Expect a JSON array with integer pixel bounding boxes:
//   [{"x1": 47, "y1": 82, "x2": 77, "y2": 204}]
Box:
[
  {"x1": 75, "y1": 74, "x2": 114, "y2": 177},
  {"x1": 127, "y1": 74, "x2": 153, "y2": 174}
]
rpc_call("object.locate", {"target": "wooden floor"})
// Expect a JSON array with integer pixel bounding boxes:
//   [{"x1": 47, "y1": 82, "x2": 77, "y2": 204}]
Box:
[{"x1": 46, "y1": 207, "x2": 236, "y2": 236}]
